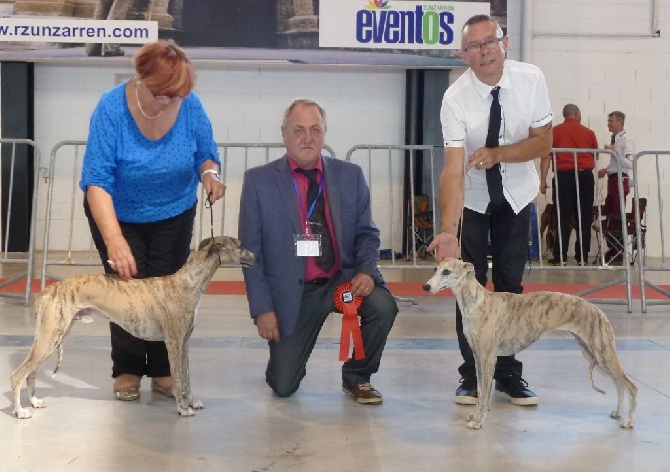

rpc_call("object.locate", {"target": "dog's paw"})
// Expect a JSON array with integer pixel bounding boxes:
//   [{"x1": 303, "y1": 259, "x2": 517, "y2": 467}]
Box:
[
  {"x1": 610, "y1": 410, "x2": 622, "y2": 419},
  {"x1": 13, "y1": 408, "x2": 32, "y2": 419},
  {"x1": 465, "y1": 413, "x2": 484, "y2": 429},
  {"x1": 30, "y1": 397, "x2": 45, "y2": 409},
  {"x1": 466, "y1": 419, "x2": 483, "y2": 429},
  {"x1": 177, "y1": 407, "x2": 195, "y2": 417},
  {"x1": 190, "y1": 399, "x2": 204, "y2": 410},
  {"x1": 619, "y1": 419, "x2": 635, "y2": 429}
]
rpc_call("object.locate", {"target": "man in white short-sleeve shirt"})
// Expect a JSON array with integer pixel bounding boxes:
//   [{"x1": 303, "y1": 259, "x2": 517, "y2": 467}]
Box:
[
  {"x1": 598, "y1": 110, "x2": 635, "y2": 264},
  {"x1": 428, "y1": 14, "x2": 553, "y2": 407}
]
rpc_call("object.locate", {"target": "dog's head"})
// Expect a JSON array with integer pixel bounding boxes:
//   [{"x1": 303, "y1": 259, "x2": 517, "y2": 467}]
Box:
[
  {"x1": 422, "y1": 259, "x2": 474, "y2": 294},
  {"x1": 198, "y1": 236, "x2": 258, "y2": 267}
]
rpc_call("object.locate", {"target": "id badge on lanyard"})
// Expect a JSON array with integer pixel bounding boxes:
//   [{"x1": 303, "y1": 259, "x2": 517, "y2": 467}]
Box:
[{"x1": 292, "y1": 174, "x2": 324, "y2": 257}]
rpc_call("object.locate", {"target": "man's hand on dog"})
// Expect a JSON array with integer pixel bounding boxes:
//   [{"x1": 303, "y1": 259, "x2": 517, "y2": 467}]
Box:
[{"x1": 427, "y1": 232, "x2": 459, "y2": 263}]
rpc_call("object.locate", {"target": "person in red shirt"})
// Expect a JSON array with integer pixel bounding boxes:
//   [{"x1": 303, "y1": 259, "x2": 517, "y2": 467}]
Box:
[{"x1": 540, "y1": 104, "x2": 598, "y2": 265}]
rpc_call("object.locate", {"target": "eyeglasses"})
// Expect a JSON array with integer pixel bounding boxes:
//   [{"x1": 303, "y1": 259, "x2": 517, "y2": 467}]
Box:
[
  {"x1": 462, "y1": 36, "x2": 502, "y2": 54},
  {"x1": 137, "y1": 79, "x2": 185, "y2": 103}
]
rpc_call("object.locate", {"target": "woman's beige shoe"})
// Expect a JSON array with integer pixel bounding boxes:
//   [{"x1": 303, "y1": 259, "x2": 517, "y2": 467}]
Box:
[
  {"x1": 113, "y1": 374, "x2": 141, "y2": 401},
  {"x1": 151, "y1": 379, "x2": 175, "y2": 398},
  {"x1": 114, "y1": 386, "x2": 140, "y2": 401}
]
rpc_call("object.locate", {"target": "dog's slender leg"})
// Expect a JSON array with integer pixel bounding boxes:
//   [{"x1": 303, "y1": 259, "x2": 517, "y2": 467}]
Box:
[
  {"x1": 181, "y1": 326, "x2": 203, "y2": 410},
  {"x1": 466, "y1": 351, "x2": 484, "y2": 428},
  {"x1": 11, "y1": 338, "x2": 60, "y2": 418},
  {"x1": 594, "y1": 350, "x2": 638, "y2": 428},
  {"x1": 468, "y1": 352, "x2": 496, "y2": 430},
  {"x1": 164, "y1": 332, "x2": 194, "y2": 417},
  {"x1": 26, "y1": 371, "x2": 45, "y2": 409},
  {"x1": 571, "y1": 310, "x2": 638, "y2": 428}
]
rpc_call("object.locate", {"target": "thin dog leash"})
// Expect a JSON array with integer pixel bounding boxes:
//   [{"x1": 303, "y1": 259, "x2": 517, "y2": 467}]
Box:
[
  {"x1": 204, "y1": 191, "x2": 215, "y2": 241},
  {"x1": 456, "y1": 164, "x2": 468, "y2": 260}
]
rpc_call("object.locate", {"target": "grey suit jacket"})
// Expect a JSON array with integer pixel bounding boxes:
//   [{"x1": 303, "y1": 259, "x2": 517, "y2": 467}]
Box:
[{"x1": 239, "y1": 154, "x2": 385, "y2": 336}]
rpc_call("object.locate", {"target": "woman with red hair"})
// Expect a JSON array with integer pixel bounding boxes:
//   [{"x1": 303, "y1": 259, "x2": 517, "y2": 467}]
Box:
[{"x1": 80, "y1": 40, "x2": 225, "y2": 401}]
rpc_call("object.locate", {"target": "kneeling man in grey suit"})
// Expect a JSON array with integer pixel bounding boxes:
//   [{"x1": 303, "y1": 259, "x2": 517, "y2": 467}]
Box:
[{"x1": 239, "y1": 98, "x2": 398, "y2": 404}]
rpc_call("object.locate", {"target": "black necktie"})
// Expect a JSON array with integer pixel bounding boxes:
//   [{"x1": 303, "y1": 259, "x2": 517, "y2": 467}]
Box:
[
  {"x1": 296, "y1": 168, "x2": 334, "y2": 271},
  {"x1": 485, "y1": 86, "x2": 505, "y2": 210},
  {"x1": 611, "y1": 134, "x2": 616, "y2": 145}
]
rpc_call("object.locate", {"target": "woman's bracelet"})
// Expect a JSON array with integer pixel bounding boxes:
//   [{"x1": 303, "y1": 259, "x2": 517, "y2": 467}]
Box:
[{"x1": 200, "y1": 168, "x2": 222, "y2": 183}]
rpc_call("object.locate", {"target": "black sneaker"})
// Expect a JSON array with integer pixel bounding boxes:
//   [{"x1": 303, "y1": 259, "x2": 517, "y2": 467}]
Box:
[
  {"x1": 454, "y1": 376, "x2": 478, "y2": 405},
  {"x1": 547, "y1": 258, "x2": 566, "y2": 266},
  {"x1": 495, "y1": 375, "x2": 538, "y2": 406}
]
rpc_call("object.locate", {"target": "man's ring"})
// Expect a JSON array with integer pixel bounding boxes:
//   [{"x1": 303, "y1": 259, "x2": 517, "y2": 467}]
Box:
[
  {"x1": 107, "y1": 259, "x2": 115, "y2": 266},
  {"x1": 479, "y1": 162, "x2": 483, "y2": 167}
]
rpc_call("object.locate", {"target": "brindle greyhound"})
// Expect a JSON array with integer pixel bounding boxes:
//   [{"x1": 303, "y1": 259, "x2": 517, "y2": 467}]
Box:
[
  {"x1": 423, "y1": 259, "x2": 637, "y2": 430},
  {"x1": 11, "y1": 236, "x2": 257, "y2": 419}
]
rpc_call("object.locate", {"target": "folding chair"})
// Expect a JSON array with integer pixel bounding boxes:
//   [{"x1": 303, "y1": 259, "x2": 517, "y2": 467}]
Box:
[
  {"x1": 627, "y1": 197, "x2": 647, "y2": 264},
  {"x1": 406, "y1": 195, "x2": 434, "y2": 259},
  {"x1": 595, "y1": 197, "x2": 647, "y2": 265}
]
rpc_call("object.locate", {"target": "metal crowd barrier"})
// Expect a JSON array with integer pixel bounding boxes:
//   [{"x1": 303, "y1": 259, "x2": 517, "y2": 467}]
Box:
[
  {"x1": 344, "y1": 145, "x2": 637, "y2": 311},
  {"x1": 39, "y1": 141, "x2": 336, "y2": 289},
  {"x1": 40, "y1": 140, "x2": 96, "y2": 290},
  {"x1": 34, "y1": 140, "x2": 665, "y2": 314},
  {"x1": 538, "y1": 148, "x2": 633, "y2": 312},
  {"x1": 345, "y1": 144, "x2": 439, "y2": 271},
  {"x1": 0, "y1": 139, "x2": 41, "y2": 305},
  {"x1": 195, "y1": 142, "x2": 335, "y2": 245},
  {"x1": 634, "y1": 151, "x2": 669, "y2": 312}
]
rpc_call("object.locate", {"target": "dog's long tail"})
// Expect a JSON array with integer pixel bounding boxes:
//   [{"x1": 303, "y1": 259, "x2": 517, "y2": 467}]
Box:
[
  {"x1": 572, "y1": 334, "x2": 606, "y2": 394},
  {"x1": 52, "y1": 344, "x2": 62, "y2": 378}
]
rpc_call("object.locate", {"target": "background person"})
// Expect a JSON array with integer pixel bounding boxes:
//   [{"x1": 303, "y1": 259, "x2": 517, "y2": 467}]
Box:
[
  {"x1": 540, "y1": 103, "x2": 598, "y2": 266},
  {"x1": 598, "y1": 111, "x2": 635, "y2": 264},
  {"x1": 80, "y1": 40, "x2": 225, "y2": 401},
  {"x1": 238, "y1": 98, "x2": 398, "y2": 405},
  {"x1": 427, "y1": 14, "x2": 553, "y2": 407}
]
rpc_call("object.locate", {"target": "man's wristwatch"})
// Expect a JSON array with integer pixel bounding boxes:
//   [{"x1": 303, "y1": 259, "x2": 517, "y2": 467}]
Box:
[{"x1": 201, "y1": 168, "x2": 222, "y2": 183}]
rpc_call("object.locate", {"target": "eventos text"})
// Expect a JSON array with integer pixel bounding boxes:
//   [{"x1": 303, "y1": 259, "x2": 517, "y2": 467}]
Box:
[{"x1": 355, "y1": 6, "x2": 455, "y2": 45}]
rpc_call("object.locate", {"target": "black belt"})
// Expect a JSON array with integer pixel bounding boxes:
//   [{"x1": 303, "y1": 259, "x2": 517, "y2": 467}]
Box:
[
  {"x1": 305, "y1": 277, "x2": 330, "y2": 286},
  {"x1": 608, "y1": 173, "x2": 629, "y2": 177}
]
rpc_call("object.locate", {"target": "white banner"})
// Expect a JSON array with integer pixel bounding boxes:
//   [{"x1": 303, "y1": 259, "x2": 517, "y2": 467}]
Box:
[
  {"x1": 0, "y1": 18, "x2": 158, "y2": 44},
  {"x1": 319, "y1": 0, "x2": 489, "y2": 50}
]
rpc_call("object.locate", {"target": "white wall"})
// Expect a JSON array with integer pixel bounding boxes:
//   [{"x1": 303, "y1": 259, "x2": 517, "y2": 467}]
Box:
[
  {"x1": 27, "y1": 0, "x2": 670, "y2": 257},
  {"x1": 32, "y1": 63, "x2": 407, "y2": 252},
  {"x1": 527, "y1": 0, "x2": 670, "y2": 258}
]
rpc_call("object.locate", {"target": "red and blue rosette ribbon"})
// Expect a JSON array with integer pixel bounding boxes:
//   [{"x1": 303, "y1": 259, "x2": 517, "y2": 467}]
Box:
[{"x1": 333, "y1": 282, "x2": 366, "y2": 361}]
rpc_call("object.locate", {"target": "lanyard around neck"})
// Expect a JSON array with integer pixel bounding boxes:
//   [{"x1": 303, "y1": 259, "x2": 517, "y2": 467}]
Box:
[{"x1": 292, "y1": 175, "x2": 323, "y2": 233}]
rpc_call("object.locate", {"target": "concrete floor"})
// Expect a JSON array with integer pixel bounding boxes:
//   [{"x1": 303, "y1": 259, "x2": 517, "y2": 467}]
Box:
[{"x1": 2, "y1": 267, "x2": 670, "y2": 472}]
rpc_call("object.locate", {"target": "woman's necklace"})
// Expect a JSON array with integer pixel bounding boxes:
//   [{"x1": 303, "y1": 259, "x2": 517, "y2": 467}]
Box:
[{"x1": 135, "y1": 79, "x2": 163, "y2": 120}]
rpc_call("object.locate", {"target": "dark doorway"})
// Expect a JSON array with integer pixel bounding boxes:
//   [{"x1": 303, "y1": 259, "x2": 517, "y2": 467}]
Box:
[{"x1": 180, "y1": 0, "x2": 278, "y2": 48}]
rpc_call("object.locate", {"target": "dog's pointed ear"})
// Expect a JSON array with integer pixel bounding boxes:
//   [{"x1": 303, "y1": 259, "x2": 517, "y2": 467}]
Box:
[
  {"x1": 463, "y1": 261, "x2": 474, "y2": 273},
  {"x1": 207, "y1": 242, "x2": 224, "y2": 257},
  {"x1": 198, "y1": 238, "x2": 213, "y2": 251}
]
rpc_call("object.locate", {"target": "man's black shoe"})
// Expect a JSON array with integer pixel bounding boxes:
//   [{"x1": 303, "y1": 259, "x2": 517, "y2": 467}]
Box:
[
  {"x1": 495, "y1": 375, "x2": 538, "y2": 406},
  {"x1": 454, "y1": 376, "x2": 478, "y2": 405}
]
